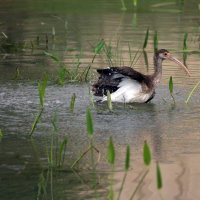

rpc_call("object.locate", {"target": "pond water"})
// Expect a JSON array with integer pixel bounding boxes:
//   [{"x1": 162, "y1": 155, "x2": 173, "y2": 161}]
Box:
[{"x1": 0, "y1": 0, "x2": 200, "y2": 200}]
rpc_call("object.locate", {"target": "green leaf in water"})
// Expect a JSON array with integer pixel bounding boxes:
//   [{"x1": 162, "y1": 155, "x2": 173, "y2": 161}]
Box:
[
  {"x1": 0, "y1": 129, "x2": 3, "y2": 137},
  {"x1": 183, "y1": 32, "x2": 188, "y2": 50},
  {"x1": 125, "y1": 145, "x2": 130, "y2": 170},
  {"x1": 198, "y1": 4, "x2": 200, "y2": 10},
  {"x1": 143, "y1": 28, "x2": 149, "y2": 49},
  {"x1": 143, "y1": 141, "x2": 151, "y2": 166},
  {"x1": 94, "y1": 39, "x2": 105, "y2": 54},
  {"x1": 86, "y1": 108, "x2": 94, "y2": 136},
  {"x1": 58, "y1": 138, "x2": 68, "y2": 167},
  {"x1": 133, "y1": 0, "x2": 137, "y2": 7},
  {"x1": 156, "y1": 162, "x2": 162, "y2": 189},
  {"x1": 109, "y1": 188, "x2": 114, "y2": 200},
  {"x1": 107, "y1": 90, "x2": 113, "y2": 110},
  {"x1": 1, "y1": 31, "x2": 8, "y2": 39},
  {"x1": 151, "y1": 2, "x2": 175, "y2": 8},
  {"x1": 70, "y1": 93, "x2": 76, "y2": 112},
  {"x1": 44, "y1": 51, "x2": 60, "y2": 63},
  {"x1": 38, "y1": 74, "x2": 48, "y2": 108},
  {"x1": 169, "y1": 76, "x2": 173, "y2": 94},
  {"x1": 108, "y1": 137, "x2": 115, "y2": 165},
  {"x1": 185, "y1": 81, "x2": 200, "y2": 104}
]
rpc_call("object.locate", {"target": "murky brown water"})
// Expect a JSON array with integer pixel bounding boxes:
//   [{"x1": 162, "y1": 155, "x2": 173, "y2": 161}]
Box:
[{"x1": 0, "y1": 0, "x2": 200, "y2": 199}]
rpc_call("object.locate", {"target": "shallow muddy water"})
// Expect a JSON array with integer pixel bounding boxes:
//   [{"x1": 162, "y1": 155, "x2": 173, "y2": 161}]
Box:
[{"x1": 0, "y1": 0, "x2": 200, "y2": 199}]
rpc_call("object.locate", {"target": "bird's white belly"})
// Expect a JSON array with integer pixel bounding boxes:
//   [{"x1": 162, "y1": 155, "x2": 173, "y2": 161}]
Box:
[{"x1": 102, "y1": 78, "x2": 152, "y2": 103}]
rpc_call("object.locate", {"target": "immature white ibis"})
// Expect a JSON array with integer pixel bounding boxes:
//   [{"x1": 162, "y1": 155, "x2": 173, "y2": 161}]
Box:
[{"x1": 92, "y1": 49, "x2": 191, "y2": 103}]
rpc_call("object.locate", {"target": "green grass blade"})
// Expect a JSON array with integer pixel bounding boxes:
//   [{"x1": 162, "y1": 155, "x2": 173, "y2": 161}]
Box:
[
  {"x1": 143, "y1": 50, "x2": 149, "y2": 71},
  {"x1": 183, "y1": 32, "x2": 188, "y2": 50},
  {"x1": 0, "y1": 129, "x2": 3, "y2": 137},
  {"x1": 169, "y1": 76, "x2": 176, "y2": 103},
  {"x1": 154, "y1": 31, "x2": 158, "y2": 52},
  {"x1": 156, "y1": 162, "x2": 162, "y2": 189},
  {"x1": 108, "y1": 137, "x2": 115, "y2": 165},
  {"x1": 86, "y1": 108, "x2": 94, "y2": 136},
  {"x1": 70, "y1": 93, "x2": 76, "y2": 112},
  {"x1": 29, "y1": 107, "x2": 44, "y2": 137},
  {"x1": 44, "y1": 51, "x2": 60, "y2": 63},
  {"x1": 185, "y1": 81, "x2": 200, "y2": 104},
  {"x1": 107, "y1": 90, "x2": 113, "y2": 110},
  {"x1": 125, "y1": 145, "x2": 130, "y2": 170},
  {"x1": 143, "y1": 28, "x2": 149, "y2": 49},
  {"x1": 120, "y1": 0, "x2": 127, "y2": 10},
  {"x1": 94, "y1": 39, "x2": 105, "y2": 54},
  {"x1": 133, "y1": 0, "x2": 137, "y2": 7},
  {"x1": 143, "y1": 141, "x2": 151, "y2": 166},
  {"x1": 109, "y1": 188, "x2": 114, "y2": 200},
  {"x1": 59, "y1": 138, "x2": 68, "y2": 167},
  {"x1": 169, "y1": 76, "x2": 173, "y2": 94},
  {"x1": 38, "y1": 74, "x2": 48, "y2": 108}
]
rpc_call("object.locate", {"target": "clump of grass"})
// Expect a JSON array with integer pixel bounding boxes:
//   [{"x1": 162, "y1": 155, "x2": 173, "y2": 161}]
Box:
[
  {"x1": 29, "y1": 74, "x2": 48, "y2": 136},
  {"x1": 169, "y1": 76, "x2": 176, "y2": 104},
  {"x1": 185, "y1": 81, "x2": 200, "y2": 104},
  {"x1": 47, "y1": 112, "x2": 68, "y2": 168},
  {"x1": 70, "y1": 93, "x2": 76, "y2": 113},
  {"x1": 44, "y1": 51, "x2": 87, "y2": 84},
  {"x1": 154, "y1": 31, "x2": 158, "y2": 52},
  {"x1": 143, "y1": 28, "x2": 149, "y2": 49}
]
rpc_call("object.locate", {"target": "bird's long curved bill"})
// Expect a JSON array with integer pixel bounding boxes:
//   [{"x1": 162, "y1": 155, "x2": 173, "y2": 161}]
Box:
[{"x1": 169, "y1": 56, "x2": 191, "y2": 76}]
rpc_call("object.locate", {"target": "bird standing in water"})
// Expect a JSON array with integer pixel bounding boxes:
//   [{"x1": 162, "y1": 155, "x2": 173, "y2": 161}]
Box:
[{"x1": 92, "y1": 49, "x2": 191, "y2": 103}]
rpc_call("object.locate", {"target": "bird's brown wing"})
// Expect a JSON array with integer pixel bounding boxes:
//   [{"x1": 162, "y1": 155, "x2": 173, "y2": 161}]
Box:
[{"x1": 92, "y1": 67, "x2": 148, "y2": 96}]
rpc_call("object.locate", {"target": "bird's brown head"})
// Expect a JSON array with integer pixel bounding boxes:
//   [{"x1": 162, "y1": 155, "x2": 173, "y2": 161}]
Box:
[{"x1": 155, "y1": 49, "x2": 191, "y2": 76}]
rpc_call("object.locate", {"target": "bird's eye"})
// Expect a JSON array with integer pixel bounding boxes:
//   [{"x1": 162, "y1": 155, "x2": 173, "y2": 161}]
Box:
[{"x1": 164, "y1": 52, "x2": 168, "y2": 56}]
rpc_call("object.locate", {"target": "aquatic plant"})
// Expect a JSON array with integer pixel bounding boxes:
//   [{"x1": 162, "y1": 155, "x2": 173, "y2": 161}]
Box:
[
  {"x1": 183, "y1": 32, "x2": 188, "y2": 50},
  {"x1": 70, "y1": 93, "x2": 76, "y2": 113},
  {"x1": 120, "y1": 0, "x2": 127, "y2": 10},
  {"x1": 156, "y1": 162, "x2": 162, "y2": 189},
  {"x1": 0, "y1": 129, "x2": 2, "y2": 137},
  {"x1": 185, "y1": 80, "x2": 200, "y2": 104},
  {"x1": 71, "y1": 108, "x2": 100, "y2": 168},
  {"x1": 44, "y1": 51, "x2": 87, "y2": 84},
  {"x1": 154, "y1": 31, "x2": 158, "y2": 52},
  {"x1": 143, "y1": 28, "x2": 149, "y2": 49},
  {"x1": 108, "y1": 137, "x2": 115, "y2": 200},
  {"x1": 117, "y1": 145, "x2": 130, "y2": 200},
  {"x1": 29, "y1": 74, "x2": 48, "y2": 136},
  {"x1": 129, "y1": 141, "x2": 151, "y2": 200},
  {"x1": 47, "y1": 112, "x2": 68, "y2": 168},
  {"x1": 107, "y1": 90, "x2": 113, "y2": 110},
  {"x1": 169, "y1": 76, "x2": 175, "y2": 104}
]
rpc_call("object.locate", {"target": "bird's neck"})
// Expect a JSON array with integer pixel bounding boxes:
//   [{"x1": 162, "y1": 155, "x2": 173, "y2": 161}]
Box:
[{"x1": 151, "y1": 56, "x2": 163, "y2": 86}]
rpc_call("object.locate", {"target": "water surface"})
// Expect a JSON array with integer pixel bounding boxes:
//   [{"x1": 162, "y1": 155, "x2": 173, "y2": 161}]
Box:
[{"x1": 0, "y1": 0, "x2": 200, "y2": 199}]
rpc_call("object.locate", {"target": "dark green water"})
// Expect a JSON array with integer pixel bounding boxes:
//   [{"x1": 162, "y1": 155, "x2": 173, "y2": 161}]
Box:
[{"x1": 0, "y1": 0, "x2": 200, "y2": 199}]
